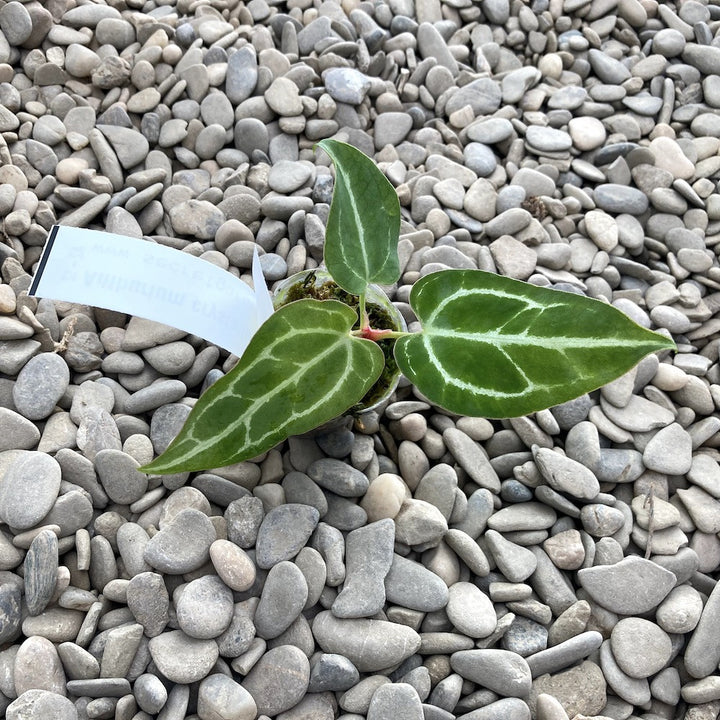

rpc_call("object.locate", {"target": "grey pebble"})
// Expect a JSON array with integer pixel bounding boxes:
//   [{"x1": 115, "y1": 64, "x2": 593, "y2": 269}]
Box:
[
  {"x1": 134, "y1": 672, "x2": 168, "y2": 714},
  {"x1": 148, "y1": 630, "x2": 219, "y2": 684},
  {"x1": 124, "y1": 379, "x2": 187, "y2": 414},
  {"x1": 176, "y1": 574, "x2": 234, "y2": 639},
  {"x1": 241, "y1": 644, "x2": 310, "y2": 716},
  {"x1": 5, "y1": 689, "x2": 77, "y2": 720},
  {"x1": 254, "y1": 560, "x2": 308, "y2": 639},
  {"x1": 333, "y1": 519, "x2": 394, "y2": 618},
  {"x1": 23, "y1": 529, "x2": 58, "y2": 616},
  {"x1": 12, "y1": 353, "x2": 69, "y2": 420},
  {"x1": 143, "y1": 508, "x2": 216, "y2": 574},
  {"x1": 126, "y1": 572, "x2": 169, "y2": 637},
  {"x1": 577, "y1": 556, "x2": 675, "y2": 614},
  {"x1": 685, "y1": 579, "x2": 720, "y2": 679},
  {"x1": 308, "y1": 653, "x2": 360, "y2": 693},
  {"x1": 0, "y1": 452, "x2": 61, "y2": 530},
  {"x1": 255, "y1": 503, "x2": 319, "y2": 568},
  {"x1": 313, "y1": 611, "x2": 421, "y2": 672},
  {"x1": 368, "y1": 682, "x2": 423, "y2": 720},
  {"x1": 94, "y1": 449, "x2": 148, "y2": 505},
  {"x1": 385, "y1": 552, "x2": 449, "y2": 611},
  {"x1": 485, "y1": 529, "x2": 537, "y2": 582},
  {"x1": 197, "y1": 673, "x2": 257, "y2": 719},
  {"x1": 446, "y1": 582, "x2": 496, "y2": 638},
  {"x1": 526, "y1": 630, "x2": 603, "y2": 677},
  {"x1": 610, "y1": 617, "x2": 672, "y2": 678},
  {"x1": 533, "y1": 447, "x2": 600, "y2": 500},
  {"x1": 443, "y1": 428, "x2": 500, "y2": 492},
  {"x1": 308, "y1": 458, "x2": 369, "y2": 497},
  {"x1": 451, "y1": 649, "x2": 532, "y2": 697}
]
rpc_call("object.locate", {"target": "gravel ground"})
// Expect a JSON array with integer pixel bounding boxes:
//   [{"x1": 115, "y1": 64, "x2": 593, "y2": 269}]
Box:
[{"x1": 1, "y1": 0, "x2": 720, "y2": 718}]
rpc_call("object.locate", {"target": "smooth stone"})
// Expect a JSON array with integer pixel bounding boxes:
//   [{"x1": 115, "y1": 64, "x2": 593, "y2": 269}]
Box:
[
  {"x1": 593, "y1": 184, "x2": 649, "y2": 214},
  {"x1": 126, "y1": 572, "x2": 169, "y2": 637},
  {"x1": 610, "y1": 618, "x2": 672, "y2": 678},
  {"x1": 14, "y1": 635, "x2": 65, "y2": 695},
  {"x1": 0, "y1": 452, "x2": 61, "y2": 530},
  {"x1": 533, "y1": 447, "x2": 600, "y2": 500},
  {"x1": 385, "y1": 553, "x2": 449, "y2": 612},
  {"x1": 487, "y1": 503, "x2": 557, "y2": 532},
  {"x1": 333, "y1": 519, "x2": 394, "y2": 618},
  {"x1": 656, "y1": 585, "x2": 703, "y2": 634},
  {"x1": 12, "y1": 353, "x2": 69, "y2": 420},
  {"x1": 241, "y1": 645, "x2": 310, "y2": 716},
  {"x1": 255, "y1": 503, "x2": 319, "y2": 569},
  {"x1": 209, "y1": 540, "x2": 256, "y2": 592},
  {"x1": 367, "y1": 682, "x2": 423, "y2": 720},
  {"x1": 143, "y1": 508, "x2": 216, "y2": 574},
  {"x1": 5, "y1": 690, "x2": 77, "y2": 720},
  {"x1": 443, "y1": 428, "x2": 500, "y2": 492},
  {"x1": 503, "y1": 616, "x2": 549, "y2": 658},
  {"x1": 393, "y1": 498, "x2": 447, "y2": 547},
  {"x1": 197, "y1": 674, "x2": 257, "y2": 720},
  {"x1": 485, "y1": 530, "x2": 538, "y2": 582},
  {"x1": 599, "y1": 639, "x2": 651, "y2": 706},
  {"x1": 323, "y1": 67, "x2": 372, "y2": 104},
  {"x1": 580, "y1": 504, "x2": 625, "y2": 537},
  {"x1": 643, "y1": 423, "x2": 693, "y2": 474},
  {"x1": 313, "y1": 611, "x2": 421, "y2": 672},
  {"x1": 176, "y1": 575, "x2": 234, "y2": 640},
  {"x1": 446, "y1": 582, "x2": 496, "y2": 638},
  {"x1": 526, "y1": 630, "x2": 602, "y2": 677},
  {"x1": 94, "y1": 449, "x2": 148, "y2": 505},
  {"x1": 24, "y1": 529, "x2": 58, "y2": 616},
  {"x1": 308, "y1": 653, "x2": 360, "y2": 693},
  {"x1": 685, "y1": 580, "x2": 720, "y2": 678},
  {"x1": 577, "y1": 556, "x2": 675, "y2": 614},
  {"x1": 307, "y1": 458, "x2": 369, "y2": 497},
  {"x1": 254, "y1": 560, "x2": 308, "y2": 639},
  {"x1": 134, "y1": 673, "x2": 168, "y2": 714},
  {"x1": 148, "y1": 630, "x2": 219, "y2": 683},
  {"x1": 451, "y1": 649, "x2": 532, "y2": 697}
]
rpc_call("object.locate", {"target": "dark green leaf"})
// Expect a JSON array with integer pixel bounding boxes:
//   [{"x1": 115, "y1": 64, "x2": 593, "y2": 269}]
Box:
[
  {"x1": 394, "y1": 270, "x2": 675, "y2": 418},
  {"x1": 141, "y1": 299, "x2": 384, "y2": 473},
  {"x1": 317, "y1": 139, "x2": 401, "y2": 296}
]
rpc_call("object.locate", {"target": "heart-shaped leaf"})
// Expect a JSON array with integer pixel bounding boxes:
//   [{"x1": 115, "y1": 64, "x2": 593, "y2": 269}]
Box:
[
  {"x1": 317, "y1": 139, "x2": 401, "y2": 296},
  {"x1": 141, "y1": 299, "x2": 384, "y2": 473},
  {"x1": 394, "y1": 270, "x2": 675, "y2": 418}
]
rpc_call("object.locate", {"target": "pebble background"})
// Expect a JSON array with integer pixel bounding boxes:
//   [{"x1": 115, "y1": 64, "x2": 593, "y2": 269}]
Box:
[{"x1": 0, "y1": 0, "x2": 719, "y2": 719}]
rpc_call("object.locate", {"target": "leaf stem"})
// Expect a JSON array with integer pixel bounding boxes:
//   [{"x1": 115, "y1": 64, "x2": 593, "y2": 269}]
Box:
[
  {"x1": 358, "y1": 292, "x2": 368, "y2": 330},
  {"x1": 352, "y1": 327, "x2": 411, "y2": 341}
]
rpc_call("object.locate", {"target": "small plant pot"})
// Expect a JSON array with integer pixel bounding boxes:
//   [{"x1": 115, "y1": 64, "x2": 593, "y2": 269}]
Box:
[{"x1": 273, "y1": 269, "x2": 406, "y2": 416}]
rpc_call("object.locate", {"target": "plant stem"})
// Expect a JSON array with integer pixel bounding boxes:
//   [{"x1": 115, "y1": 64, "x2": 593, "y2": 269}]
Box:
[
  {"x1": 352, "y1": 327, "x2": 411, "y2": 341},
  {"x1": 358, "y1": 292, "x2": 368, "y2": 330}
]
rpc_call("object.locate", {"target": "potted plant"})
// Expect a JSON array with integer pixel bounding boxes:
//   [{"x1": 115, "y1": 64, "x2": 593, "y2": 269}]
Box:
[{"x1": 140, "y1": 140, "x2": 675, "y2": 475}]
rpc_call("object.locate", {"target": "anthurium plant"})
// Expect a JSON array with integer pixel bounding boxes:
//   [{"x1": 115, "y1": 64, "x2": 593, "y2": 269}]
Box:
[{"x1": 141, "y1": 140, "x2": 675, "y2": 474}]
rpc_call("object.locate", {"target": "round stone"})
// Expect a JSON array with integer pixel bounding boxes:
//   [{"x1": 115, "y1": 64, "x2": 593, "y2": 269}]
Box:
[
  {"x1": 176, "y1": 575, "x2": 234, "y2": 639},
  {"x1": 6, "y1": 690, "x2": 78, "y2": 720},
  {"x1": 143, "y1": 508, "x2": 216, "y2": 574},
  {"x1": 0, "y1": 452, "x2": 61, "y2": 530},
  {"x1": 12, "y1": 353, "x2": 70, "y2": 420},
  {"x1": 610, "y1": 618, "x2": 672, "y2": 679},
  {"x1": 209, "y1": 540, "x2": 256, "y2": 592},
  {"x1": 148, "y1": 630, "x2": 219, "y2": 684},
  {"x1": 197, "y1": 674, "x2": 257, "y2": 720},
  {"x1": 241, "y1": 645, "x2": 310, "y2": 716},
  {"x1": 446, "y1": 582, "x2": 496, "y2": 638}
]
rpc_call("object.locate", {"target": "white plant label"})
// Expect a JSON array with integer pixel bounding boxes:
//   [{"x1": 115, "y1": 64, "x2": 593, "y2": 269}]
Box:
[{"x1": 29, "y1": 225, "x2": 274, "y2": 357}]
